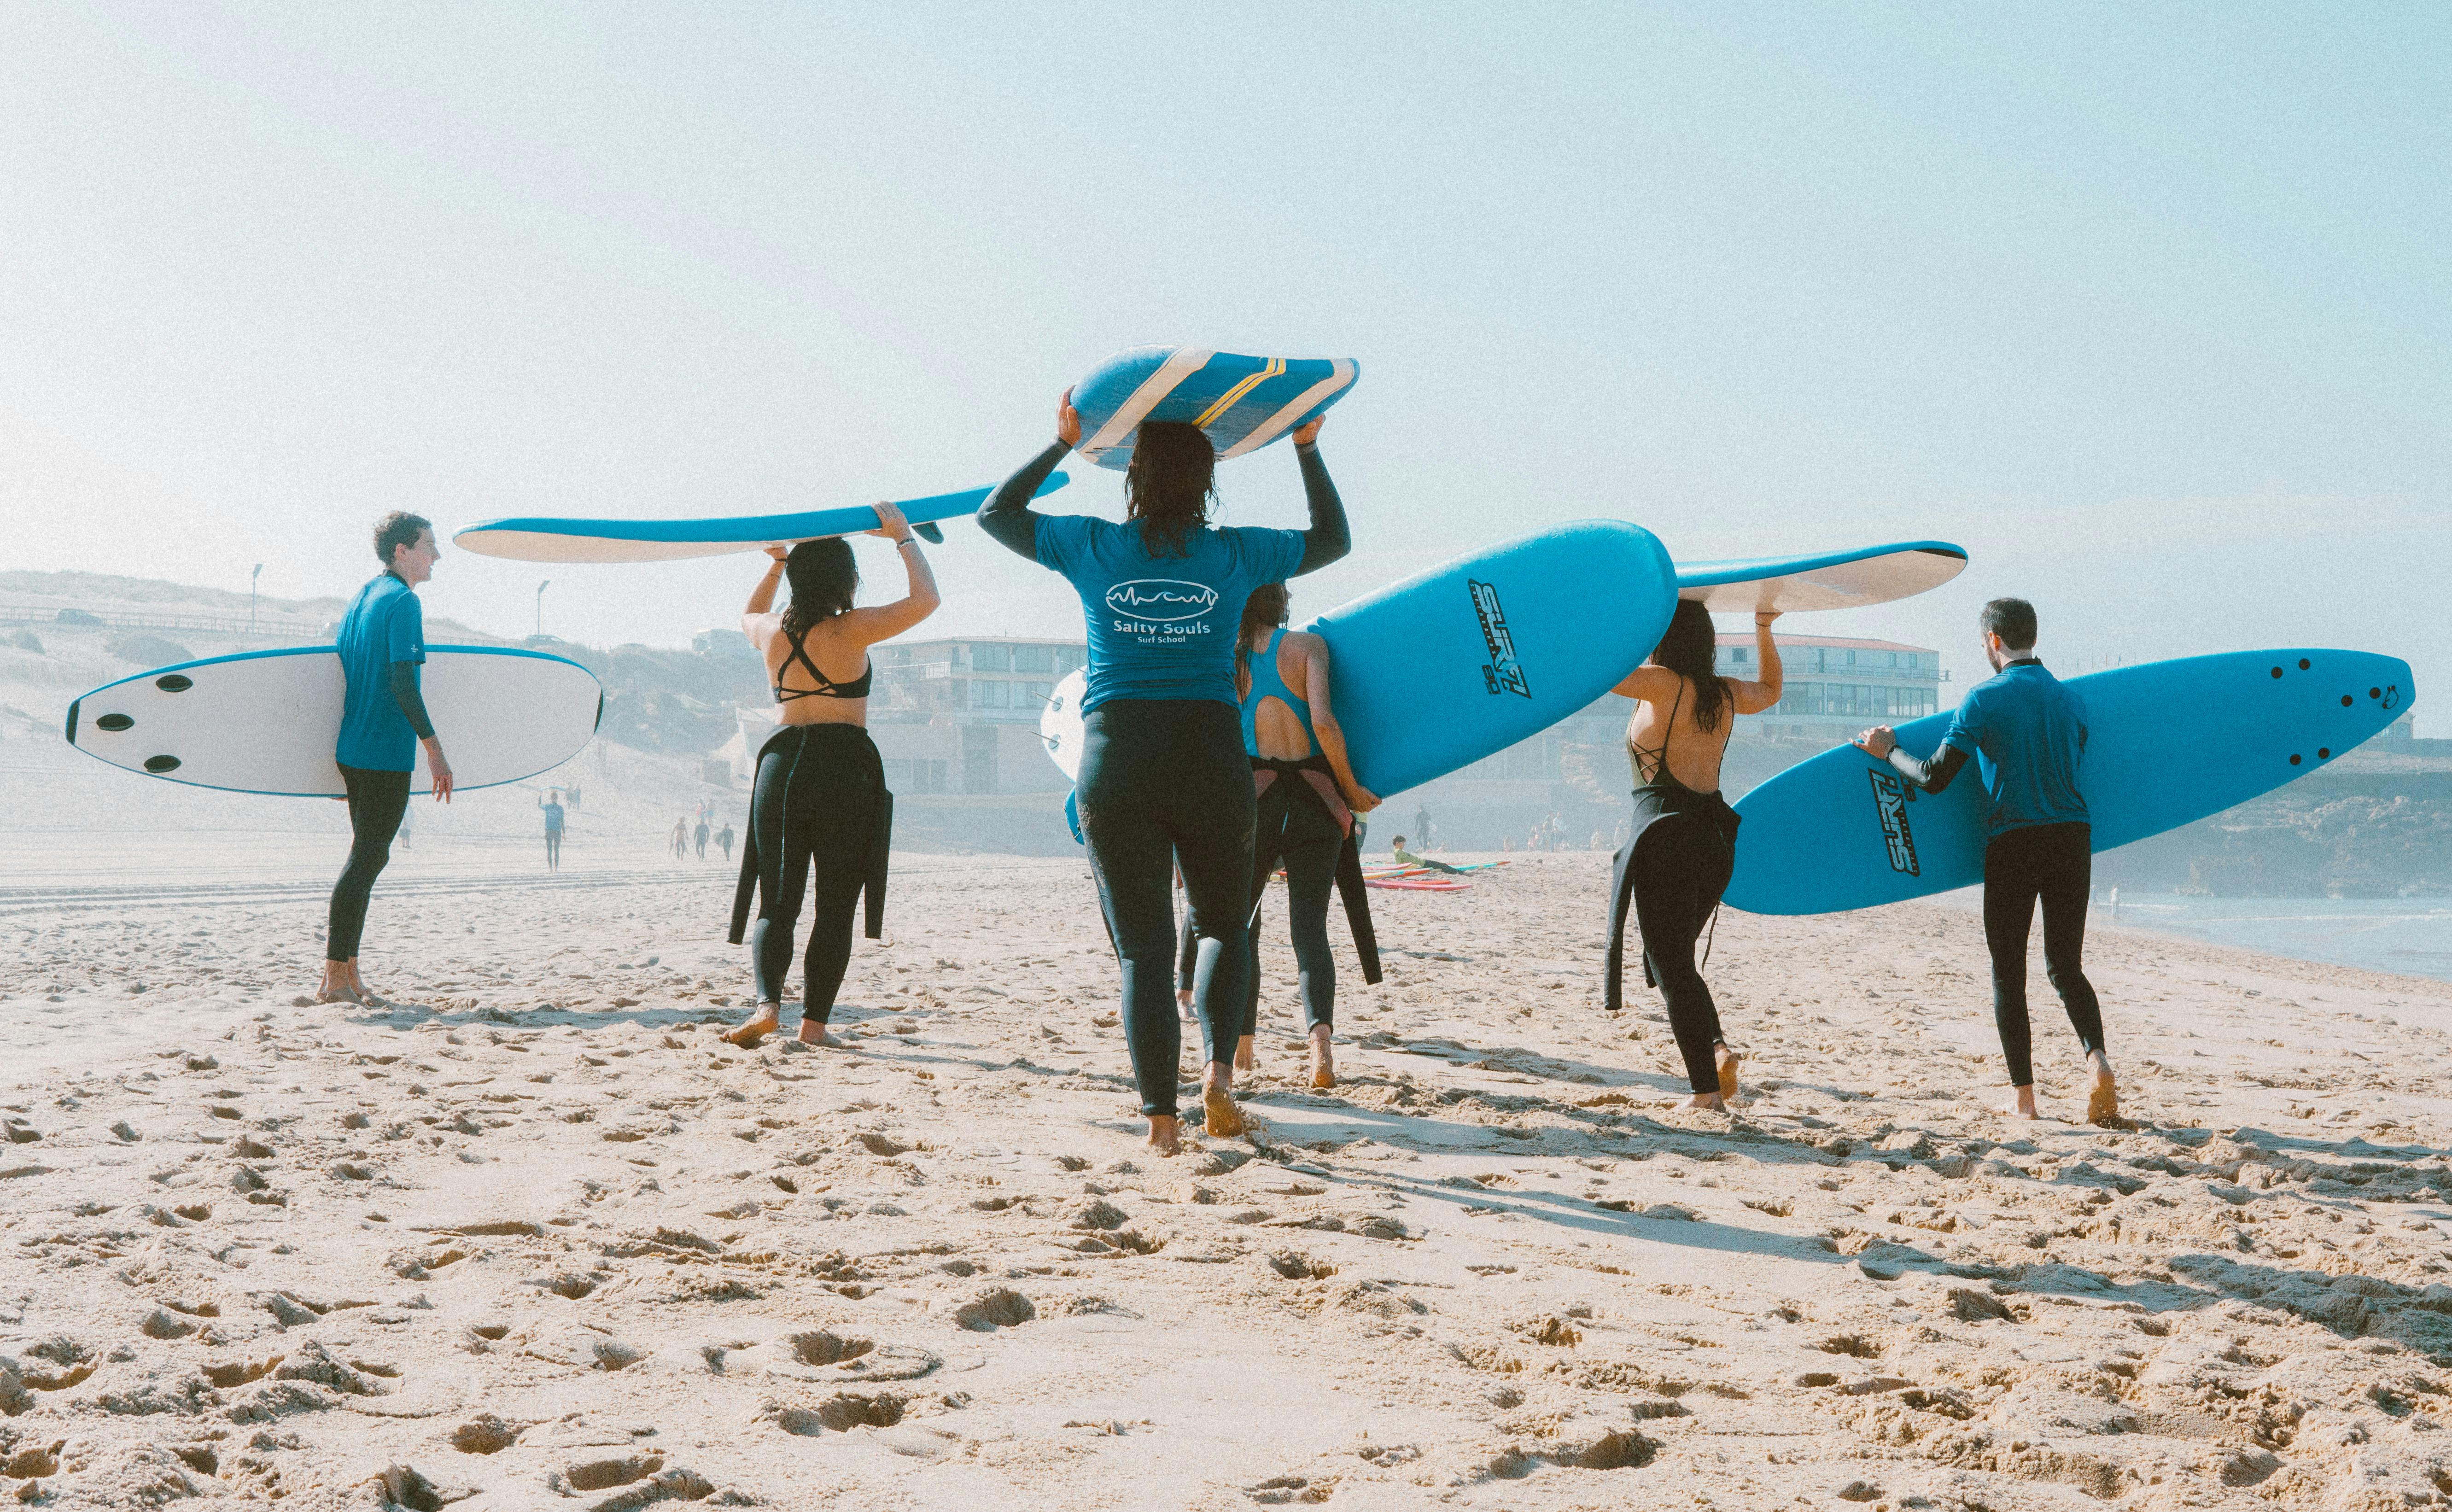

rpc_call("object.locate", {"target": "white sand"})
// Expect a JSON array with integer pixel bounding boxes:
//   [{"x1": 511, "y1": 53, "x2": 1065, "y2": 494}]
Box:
[{"x1": 5, "y1": 809, "x2": 2452, "y2": 1511}]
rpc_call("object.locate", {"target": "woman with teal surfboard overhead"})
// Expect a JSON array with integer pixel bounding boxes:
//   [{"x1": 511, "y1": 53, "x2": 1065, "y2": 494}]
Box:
[
  {"x1": 1233, "y1": 582, "x2": 1382, "y2": 1091},
  {"x1": 982, "y1": 390, "x2": 1351, "y2": 1156},
  {"x1": 721, "y1": 501, "x2": 939, "y2": 1050},
  {"x1": 1605, "y1": 600, "x2": 1783, "y2": 1110}
]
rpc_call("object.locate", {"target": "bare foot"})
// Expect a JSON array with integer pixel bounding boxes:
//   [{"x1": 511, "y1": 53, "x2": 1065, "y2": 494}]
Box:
[
  {"x1": 314, "y1": 983, "x2": 365, "y2": 1006},
  {"x1": 1308, "y1": 1027, "x2": 1336, "y2": 1089},
  {"x1": 1146, "y1": 1115, "x2": 1182, "y2": 1156},
  {"x1": 1177, "y1": 988, "x2": 1196, "y2": 1023},
  {"x1": 1234, "y1": 1034, "x2": 1256, "y2": 1074},
  {"x1": 1202, "y1": 1066, "x2": 1247, "y2": 1139},
  {"x1": 2086, "y1": 1058, "x2": 2120, "y2": 1126},
  {"x1": 1715, "y1": 1043, "x2": 1742, "y2": 1102},
  {"x1": 721, "y1": 1004, "x2": 781, "y2": 1048},
  {"x1": 1675, "y1": 1092, "x2": 1726, "y2": 1113},
  {"x1": 797, "y1": 1021, "x2": 852, "y2": 1048},
  {"x1": 1995, "y1": 1086, "x2": 2042, "y2": 1120}
]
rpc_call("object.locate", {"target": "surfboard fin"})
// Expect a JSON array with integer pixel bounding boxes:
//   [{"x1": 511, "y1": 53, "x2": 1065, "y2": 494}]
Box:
[{"x1": 914, "y1": 521, "x2": 945, "y2": 544}]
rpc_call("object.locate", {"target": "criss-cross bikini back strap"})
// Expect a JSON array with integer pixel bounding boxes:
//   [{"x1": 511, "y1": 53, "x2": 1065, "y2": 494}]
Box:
[{"x1": 1630, "y1": 674, "x2": 1686, "y2": 785}]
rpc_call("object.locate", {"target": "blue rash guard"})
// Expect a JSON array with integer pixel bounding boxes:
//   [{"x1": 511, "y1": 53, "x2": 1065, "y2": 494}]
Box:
[
  {"x1": 334, "y1": 573, "x2": 428, "y2": 772},
  {"x1": 1937, "y1": 659, "x2": 2090, "y2": 836},
  {"x1": 1034, "y1": 514, "x2": 1305, "y2": 712}
]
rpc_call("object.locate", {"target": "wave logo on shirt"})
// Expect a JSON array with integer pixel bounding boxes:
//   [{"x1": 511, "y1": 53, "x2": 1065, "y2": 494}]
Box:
[
  {"x1": 1105, "y1": 580, "x2": 1219, "y2": 623},
  {"x1": 1867, "y1": 769, "x2": 1920, "y2": 876}
]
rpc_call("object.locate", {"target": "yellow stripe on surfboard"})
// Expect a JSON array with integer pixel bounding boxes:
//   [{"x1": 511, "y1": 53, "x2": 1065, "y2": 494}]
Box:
[{"x1": 1190, "y1": 357, "x2": 1284, "y2": 428}]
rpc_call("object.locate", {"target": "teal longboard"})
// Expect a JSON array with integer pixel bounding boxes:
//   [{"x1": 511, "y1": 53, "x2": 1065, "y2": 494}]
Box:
[
  {"x1": 450, "y1": 474, "x2": 1068, "y2": 564},
  {"x1": 1726, "y1": 649, "x2": 2414, "y2": 915},
  {"x1": 1308, "y1": 520, "x2": 1676, "y2": 798},
  {"x1": 1072, "y1": 347, "x2": 1358, "y2": 473},
  {"x1": 1676, "y1": 541, "x2": 1967, "y2": 612}
]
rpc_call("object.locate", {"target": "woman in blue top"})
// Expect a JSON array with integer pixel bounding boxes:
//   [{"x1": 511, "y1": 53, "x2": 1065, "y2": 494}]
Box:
[
  {"x1": 983, "y1": 392, "x2": 1350, "y2": 1155},
  {"x1": 1234, "y1": 582, "x2": 1378, "y2": 1090}
]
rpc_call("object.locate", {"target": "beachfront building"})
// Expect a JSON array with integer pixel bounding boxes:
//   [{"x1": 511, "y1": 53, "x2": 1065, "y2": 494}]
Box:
[{"x1": 1722, "y1": 632, "x2": 1943, "y2": 741}]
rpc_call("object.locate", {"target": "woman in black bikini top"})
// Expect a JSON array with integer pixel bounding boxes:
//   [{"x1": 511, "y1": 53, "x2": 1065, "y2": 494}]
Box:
[
  {"x1": 719, "y1": 502, "x2": 939, "y2": 1052},
  {"x1": 1605, "y1": 598, "x2": 1783, "y2": 1111}
]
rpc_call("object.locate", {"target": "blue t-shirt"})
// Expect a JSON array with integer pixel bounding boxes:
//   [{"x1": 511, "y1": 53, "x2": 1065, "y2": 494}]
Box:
[
  {"x1": 334, "y1": 573, "x2": 426, "y2": 772},
  {"x1": 542, "y1": 801, "x2": 565, "y2": 834},
  {"x1": 1940, "y1": 660, "x2": 2089, "y2": 836},
  {"x1": 1036, "y1": 515, "x2": 1306, "y2": 711}
]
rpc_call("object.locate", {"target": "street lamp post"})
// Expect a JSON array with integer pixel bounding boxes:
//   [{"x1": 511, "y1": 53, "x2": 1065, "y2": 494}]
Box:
[
  {"x1": 250, "y1": 564, "x2": 263, "y2": 634},
  {"x1": 536, "y1": 579, "x2": 551, "y2": 639}
]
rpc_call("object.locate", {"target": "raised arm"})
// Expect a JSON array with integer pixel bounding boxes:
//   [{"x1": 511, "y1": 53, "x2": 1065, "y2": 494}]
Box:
[
  {"x1": 837, "y1": 499, "x2": 941, "y2": 645},
  {"x1": 979, "y1": 390, "x2": 1080, "y2": 561},
  {"x1": 1730, "y1": 610, "x2": 1784, "y2": 713},
  {"x1": 1290, "y1": 418, "x2": 1350, "y2": 576},
  {"x1": 1298, "y1": 635, "x2": 1378, "y2": 812},
  {"x1": 742, "y1": 546, "x2": 785, "y2": 643},
  {"x1": 1854, "y1": 724, "x2": 1969, "y2": 793}
]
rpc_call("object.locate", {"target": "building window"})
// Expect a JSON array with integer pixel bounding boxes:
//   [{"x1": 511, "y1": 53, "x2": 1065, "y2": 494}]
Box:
[
  {"x1": 969, "y1": 681, "x2": 1010, "y2": 709},
  {"x1": 973, "y1": 643, "x2": 1012, "y2": 672},
  {"x1": 1020, "y1": 681, "x2": 1053, "y2": 707},
  {"x1": 1014, "y1": 644, "x2": 1055, "y2": 674}
]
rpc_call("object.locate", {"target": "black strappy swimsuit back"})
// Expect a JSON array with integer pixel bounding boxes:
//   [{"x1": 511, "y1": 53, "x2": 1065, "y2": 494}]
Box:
[
  {"x1": 1605, "y1": 672, "x2": 1745, "y2": 1095},
  {"x1": 773, "y1": 622, "x2": 872, "y2": 702}
]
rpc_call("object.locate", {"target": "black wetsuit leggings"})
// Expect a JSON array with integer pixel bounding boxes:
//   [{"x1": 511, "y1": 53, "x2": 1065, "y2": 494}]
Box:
[
  {"x1": 750, "y1": 726, "x2": 881, "y2": 1027},
  {"x1": 327, "y1": 765, "x2": 411, "y2": 962},
  {"x1": 1624, "y1": 811, "x2": 1735, "y2": 1096},
  {"x1": 1077, "y1": 700, "x2": 1254, "y2": 1118},
  {"x1": 1982, "y1": 822, "x2": 2107, "y2": 1086},
  {"x1": 1240, "y1": 778, "x2": 1343, "y2": 1038},
  {"x1": 545, "y1": 830, "x2": 562, "y2": 868}
]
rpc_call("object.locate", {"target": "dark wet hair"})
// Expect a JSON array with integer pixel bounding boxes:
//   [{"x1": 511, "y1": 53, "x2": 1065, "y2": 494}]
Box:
[
  {"x1": 1125, "y1": 421, "x2": 1217, "y2": 559},
  {"x1": 1981, "y1": 597, "x2": 2037, "y2": 651},
  {"x1": 374, "y1": 511, "x2": 432, "y2": 568},
  {"x1": 779, "y1": 538, "x2": 858, "y2": 642},
  {"x1": 1235, "y1": 582, "x2": 1289, "y2": 696},
  {"x1": 1648, "y1": 597, "x2": 1732, "y2": 734}
]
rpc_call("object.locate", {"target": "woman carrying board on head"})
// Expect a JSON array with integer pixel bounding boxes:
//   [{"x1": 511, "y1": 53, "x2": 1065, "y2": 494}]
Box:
[
  {"x1": 981, "y1": 392, "x2": 1351, "y2": 1155},
  {"x1": 1605, "y1": 600, "x2": 1782, "y2": 1111},
  {"x1": 1232, "y1": 582, "x2": 1381, "y2": 1090},
  {"x1": 720, "y1": 502, "x2": 938, "y2": 1050}
]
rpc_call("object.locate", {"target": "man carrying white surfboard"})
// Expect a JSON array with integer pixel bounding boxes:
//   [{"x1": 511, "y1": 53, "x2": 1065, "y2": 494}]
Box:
[
  {"x1": 1855, "y1": 598, "x2": 2118, "y2": 1126},
  {"x1": 320, "y1": 511, "x2": 452, "y2": 1007}
]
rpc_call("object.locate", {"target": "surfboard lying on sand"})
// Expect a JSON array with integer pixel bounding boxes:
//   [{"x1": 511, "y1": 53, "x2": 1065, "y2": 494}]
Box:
[
  {"x1": 1072, "y1": 347, "x2": 1358, "y2": 473},
  {"x1": 1310, "y1": 520, "x2": 1675, "y2": 798},
  {"x1": 65, "y1": 646, "x2": 601, "y2": 797},
  {"x1": 450, "y1": 474, "x2": 1070, "y2": 564},
  {"x1": 1675, "y1": 541, "x2": 1967, "y2": 613},
  {"x1": 1725, "y1": 648, "x2": 2414, "y2": 915}
]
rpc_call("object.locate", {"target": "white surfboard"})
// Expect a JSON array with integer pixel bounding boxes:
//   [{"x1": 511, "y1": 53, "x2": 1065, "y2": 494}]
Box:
[
  {"x1": 1675, "y1": 541, "x2": 1967, "y2": 613},
  {"x1": 66, "y1": 646, "x2": 601, "y2": 797},
  {"x1": 1041, "y1": 667, "x2": 1088, "y2": 781}
]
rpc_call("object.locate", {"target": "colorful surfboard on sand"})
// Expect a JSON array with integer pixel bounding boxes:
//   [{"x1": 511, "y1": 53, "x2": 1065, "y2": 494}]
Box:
[
  {"x1": 450, "y1": 475, "x2": 1069, "y2": 564},
  {"x1": 1072, "y1": 347, "x2": 1359, "y2": 473},
  {"x1": 1726, "y1": 648, "x2": 2415, "y2": 915},
  {"x1": 1675, "y1": 541, "x2": 1967, "y2": 613},
  {"x1": 65, "y1": 646, "x2": 601, "y2": 798}
]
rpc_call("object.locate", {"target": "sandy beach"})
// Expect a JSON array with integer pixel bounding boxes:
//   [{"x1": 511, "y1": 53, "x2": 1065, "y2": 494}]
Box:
[{"x1": 5, "y1": 829, "x2": 2450, "y2": 1511}]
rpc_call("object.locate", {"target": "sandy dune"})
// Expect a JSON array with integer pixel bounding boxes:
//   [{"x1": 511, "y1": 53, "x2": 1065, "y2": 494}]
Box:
[{"x1": 4, "y1": 847, "x2": 2450, "y2": 1510}]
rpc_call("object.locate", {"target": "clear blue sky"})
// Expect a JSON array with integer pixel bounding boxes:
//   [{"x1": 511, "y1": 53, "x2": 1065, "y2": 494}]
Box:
[{"x1": 4, "y1": 6, "x2": 2444, "y2": 725}]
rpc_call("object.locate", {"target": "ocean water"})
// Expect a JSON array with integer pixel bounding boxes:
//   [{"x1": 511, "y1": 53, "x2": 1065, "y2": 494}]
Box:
[{"x1": 2103, "y1": 894, "x2": 2452, "y2": 984}]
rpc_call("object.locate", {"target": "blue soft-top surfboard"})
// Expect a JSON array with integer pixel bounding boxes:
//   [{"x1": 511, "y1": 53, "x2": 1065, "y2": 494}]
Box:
[
  {"x1": 1073, "y1": 347, "x2": 1358, "y2": 473},
  {"x1": 1726, "y1": 649, "x2": 2415, "y2": 915},
  {"x1": 1308, "y1": 520, "x2": 1676, "y2": 798},
  {"x1": 1676, "y1": 541, "x2": 1967, "y2": 612},
  {"x1": 451, "y1": 474, "x2": 1068, "y2": 564}
]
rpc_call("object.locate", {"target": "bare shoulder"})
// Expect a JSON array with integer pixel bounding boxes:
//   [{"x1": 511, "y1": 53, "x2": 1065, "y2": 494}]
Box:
[
  {"x1": 1283, "y1": 629, "x2": 1330, "y2": 660},
  {"x1": 1615, "y1": 664, "x2": 1677, "y2": 701}
]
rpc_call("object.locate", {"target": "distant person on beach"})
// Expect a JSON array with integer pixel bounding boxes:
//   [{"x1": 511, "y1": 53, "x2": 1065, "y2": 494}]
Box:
[
  {"x1": 695, "y1": 818, "x2": 710, "y2": 860},
  {"x1": 540, "y1": 791, "x2": 565, "y2": 870},
  {"x1": 397, "y1": 802, "x2": 414, "y2": 851},
  {"x1": 721, "y1": 502, "x2": 938, "y2": 1050},
  {"x1": 1391, "y1": 835, "x2": 1462, "y2": 875},
  {"x1": 982, "y1": 390, "x2": 1350, "y2": 1155},
  {"x1": 1234, "y1": 582, "x2": 1380, "y2": 1090},
  {"x1": 1605, "y1": 601, "x2": 1783, "y2": 1111},
  {"x1": 1413, "y1": 803, "x2": 1433, "y2": 850},
  {"x1": 717, "y1": 821, "x2": 735, "y2": 863},
  {"x1": 1856, "y1": 597, "x2": 2116, "y2": 1125},
  {"x1": 320, "y1": 511, "x2": 452, "y2": 1007},
  {"x1": 671, "y1": 817, "x2": 688, "y2": 859}
]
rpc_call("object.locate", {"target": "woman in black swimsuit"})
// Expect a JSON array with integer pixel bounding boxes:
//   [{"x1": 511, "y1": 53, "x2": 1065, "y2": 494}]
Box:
[
  {"x1": 720, "y1": 502, "x2": 939, "y2": 1048},
  {"x1": 1605, "y1": 600, "x2": 1782, "y2": 1110}
]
